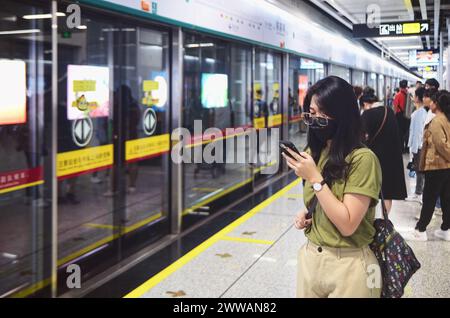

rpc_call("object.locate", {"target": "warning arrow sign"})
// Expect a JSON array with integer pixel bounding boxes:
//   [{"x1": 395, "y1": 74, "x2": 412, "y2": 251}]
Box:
[
  {"x1": 72, "y1": 117, "x2": 93, "y2": 147},
  {"x1": 143, "y1": 108, "x2": 157, "y2": 136},
  {"x1": 421, "y1": 22, "x2": 429, "y2": 32}
]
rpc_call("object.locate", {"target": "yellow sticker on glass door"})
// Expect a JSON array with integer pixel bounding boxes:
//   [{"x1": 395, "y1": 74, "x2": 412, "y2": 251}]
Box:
[
  {"x1": 253, "y1": 117, "x2": 266, "y2": 129},
  {"x1": 57, "y1": 144, "x2": 114, "y2": 179},
  {"x1": 267, "y1": 114, "x2": 282, "y2": 127},
  {"x1": 126, "y1": 134, "x2": 170, "y2": 162}
]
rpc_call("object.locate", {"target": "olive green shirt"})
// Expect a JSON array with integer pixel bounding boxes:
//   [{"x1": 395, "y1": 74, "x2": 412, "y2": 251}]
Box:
[{"x1": 304, "y1": 147, "x2": 382, "y2": 248}]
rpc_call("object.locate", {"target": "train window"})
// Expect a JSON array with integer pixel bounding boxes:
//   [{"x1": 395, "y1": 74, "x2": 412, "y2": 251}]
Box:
[
  {"x1": 182, "y1": 32, "x2": 253, "y2": 228},
  {"x1": 119, "y1": 26, "x2": 171, "y2": 256},
  {"x1": 287, "y1": 55, "x2": 324, "y2": 149},
  {"x1": 55, "y1": 7, "x2": 119, "y2": 284},
  {"x1": 385, "y1": 76, "x2": 394, "y2": 107},
  {"x1": 378, "y1": 74, "x2": 385, "y2": 102},
  {"x1": 352, "y1": 70, "x2": 366, "y2": 87},
  {"x1": 328, "y1": 64, "x2": 350, "y2": 83},
  {"x1": 254, "y1": 48, "x2": 282, "y2": 180},
  {"x1": 55, "y1": 2, "x2": 171, "y2": 294},
  {"x1": 367, "y1": 72, "x2": 378, "y2": 95}
]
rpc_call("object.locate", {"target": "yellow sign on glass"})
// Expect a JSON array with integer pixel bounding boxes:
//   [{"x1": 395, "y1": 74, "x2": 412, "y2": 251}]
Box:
[
  {"x1": 268, "y1": 114, "x2": 282, "y2": 127},
  {"x1": 143, "y1": 80, "x2": 159, "y2": 92},
  {"x1": 126, "y1": 133, "x2": 170, "y2": 162},
  {"x1": 73, "y1": 80, "x2": 96, "y2": 92},
  {"x1": 273, "y1": 82, "x2": 280, "y2": 98},
  {"x1": 57, "y1": 144, "x2": 114, "y2": 178},
  {"x1": 254, "y1": 83, "x2": 263, "y2": 99},
  {"x1": 253, "y1": 116, "x2": 266, "y2": 129},
  {"x1": 142, "y1": 80, "x2": 160, "y2": 106}
]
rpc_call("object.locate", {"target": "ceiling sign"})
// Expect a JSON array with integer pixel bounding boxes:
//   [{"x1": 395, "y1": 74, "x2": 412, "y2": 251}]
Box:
[{"x1": 353, "y1": 20, "x2": 431, "y2": 38}]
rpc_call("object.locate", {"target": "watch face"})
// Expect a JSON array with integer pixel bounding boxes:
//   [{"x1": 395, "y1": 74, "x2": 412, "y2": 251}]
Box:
[{"x1": 313, "y1": 183, "x2": 322, "y2": 191}]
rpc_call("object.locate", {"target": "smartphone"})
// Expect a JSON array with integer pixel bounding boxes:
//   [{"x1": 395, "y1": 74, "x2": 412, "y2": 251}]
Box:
[{"x1": 279, "y1": 140, "x2": 301, "y2": 160}]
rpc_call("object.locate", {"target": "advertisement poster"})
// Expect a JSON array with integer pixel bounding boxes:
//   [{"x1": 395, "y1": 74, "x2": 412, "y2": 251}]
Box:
[
  {"x1": 67, "y1": 65, "x2": 110, "y2": 120},
  {"x1": 201, "y1": 73, "x2": 228, "y2": 108},
  {"x1": 298, "y1": 75, "x2": 308, "y2": 107},
  {"x1": 0, "y1": 59, "x2": 26, "y2": 125}
]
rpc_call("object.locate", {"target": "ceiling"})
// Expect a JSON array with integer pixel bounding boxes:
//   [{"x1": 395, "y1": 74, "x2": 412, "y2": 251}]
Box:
[{"x1": 306, "y1": 0, "x2": 450, "y2": 69}]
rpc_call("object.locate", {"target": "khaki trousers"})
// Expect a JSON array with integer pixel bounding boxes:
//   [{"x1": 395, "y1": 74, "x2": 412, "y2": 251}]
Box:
[{"x1": 297, "y1": 241, "x2": 381, "y2": 298}]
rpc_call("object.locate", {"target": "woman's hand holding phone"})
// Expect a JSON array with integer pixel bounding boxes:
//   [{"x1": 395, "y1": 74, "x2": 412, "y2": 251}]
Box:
[{"x1": 282, "y1": 148, "x2": 323, "y2": 184}]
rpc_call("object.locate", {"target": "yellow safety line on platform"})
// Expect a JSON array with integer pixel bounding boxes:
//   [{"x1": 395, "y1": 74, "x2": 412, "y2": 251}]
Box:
[
  {"x1": 124, "y1": 178, "x2": 301, "y2": 298},
  {"x1": 182, "y1": 161, "x2": 279, "y2": 216},
  {"x1": 124, "y1": 213, "x2": 163, "y2": 234},
  {"x1": 57, "y1": 234, "x2": 119, "y2": 267},
  {"x1": 11, "y1": 165, "x2": 282, "y2": 297},
  {"x1": 11, "y1": 213, "x2": 164, "y2": 298},
  {"x1": 221, "y1": 236, "x2": 274, "y2": 245},
  {"x1": 84, "y1": 223, "x2": 117, "y2": 230},
  {"x1": 58, "y1": 213, "x2": 164, "y2": 267},
  {"x1": 182, "y1": 178, "x2": 253, "y2": 216},
  {"x1": 10, "y1": 278, "x2": 52, "y2": 299}
]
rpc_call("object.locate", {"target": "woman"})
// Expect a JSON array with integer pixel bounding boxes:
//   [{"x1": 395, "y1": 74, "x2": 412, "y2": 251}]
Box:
[
  {"x1": 405, "y1": 90, "x2": 450, "y2": 241},
  {"x1": 282, "y1": 76, "x2": 382, "y2": 298},
  {"x1": 360, "y1": 89, "x2": 407, "y2": 212}
]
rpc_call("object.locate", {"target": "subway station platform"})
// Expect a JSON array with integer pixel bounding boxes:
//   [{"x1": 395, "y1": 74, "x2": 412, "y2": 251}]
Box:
[
  {"x1": 1, "y1": 0, "x2": 449, "y2": 299},
  {"x1": 83, "y1": 159, "x2": 450, "y2": 298}
]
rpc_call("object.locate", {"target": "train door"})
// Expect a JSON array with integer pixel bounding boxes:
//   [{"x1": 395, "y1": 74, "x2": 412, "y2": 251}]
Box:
[
  {"x1": 253, "y1": 49, "x2": 283, "y2": 183},
  {"x1": 55, "y1": 3, "x2": 171, "y2": 294}
]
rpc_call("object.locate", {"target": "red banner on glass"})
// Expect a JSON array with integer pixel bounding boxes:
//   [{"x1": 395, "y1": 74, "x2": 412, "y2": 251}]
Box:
[{"x1": 0, "y1": 166, "x2": 43, "y2": 192}]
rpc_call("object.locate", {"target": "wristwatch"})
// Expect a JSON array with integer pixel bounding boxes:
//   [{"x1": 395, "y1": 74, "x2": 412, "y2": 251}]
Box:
[{"x1": 312, "y1": 179, "x2": 327, "y2": 192}]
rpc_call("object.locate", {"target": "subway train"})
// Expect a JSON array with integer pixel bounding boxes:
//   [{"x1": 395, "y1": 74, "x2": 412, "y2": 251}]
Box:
[{"x1": 0, "y1": 0, "x2": 420, "y2": 297}]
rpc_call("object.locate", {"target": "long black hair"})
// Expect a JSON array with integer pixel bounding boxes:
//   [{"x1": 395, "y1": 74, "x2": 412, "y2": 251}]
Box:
[
  {"x1": 432, "y1": 90, "x2": 450, "y2": 121},
  {"x1": 303, "y1": 76, "x2": 364, "y2": 183}
]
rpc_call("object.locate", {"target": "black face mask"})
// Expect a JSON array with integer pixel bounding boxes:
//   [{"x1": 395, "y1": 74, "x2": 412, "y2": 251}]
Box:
[{"x1": 309, "y1": 120, "x2": 338, "y2": 143}]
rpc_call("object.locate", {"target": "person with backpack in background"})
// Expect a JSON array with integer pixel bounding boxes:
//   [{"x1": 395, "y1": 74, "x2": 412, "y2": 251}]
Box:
[
  {"x1": 393, "y1": 80, "x2": 410, "y2": 153},
  {"x1": 360, "y1": 88, "x2": 406, "y2": 213}
]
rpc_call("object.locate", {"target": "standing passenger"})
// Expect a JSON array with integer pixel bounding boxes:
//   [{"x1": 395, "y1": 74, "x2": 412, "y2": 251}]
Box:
[
  {"x1": 421, "y1": 88, "x2": 443, "y2": 217},
  {"x1": 405, "y1": 90, "x2": 450, "y2": 241},
  {"x1": 393, "y1": 80, "x2": 409, "y2": 153},
  {"x1": 360, "y1": 89, "x2": 407, "y2": 213},
  {"x1": 284, "y1": 76, "x2": 382, "y2": 298},
  {"x1": 406, "y1": 87, "x2": 427, "y2": 203}
]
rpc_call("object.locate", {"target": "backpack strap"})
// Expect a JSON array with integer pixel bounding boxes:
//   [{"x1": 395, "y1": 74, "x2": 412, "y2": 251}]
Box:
[{"x1": 368, "y1": 106, "x2": 388, "y2": 145}]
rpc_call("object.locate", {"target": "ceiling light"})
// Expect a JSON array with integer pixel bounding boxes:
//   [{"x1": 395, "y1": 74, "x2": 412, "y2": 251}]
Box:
[
  {"x1": 23, "y1": 12, "x2": 65, "y2": 19},
  {"x1": 185, "y1": 43, "x2": 214, "y2": 48},
  {"x1": 377, "y1": 36, "x2": 419, "y2": 41},
  {"x1": 1, "y1": 16, "x2": 17, "y2": 22},
  {"x1": 389, "y1": 45, "x2": 423, "y2": 50},
  {"x1": 0, "y1": 29, "x2": 40, "y2": 35}
]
